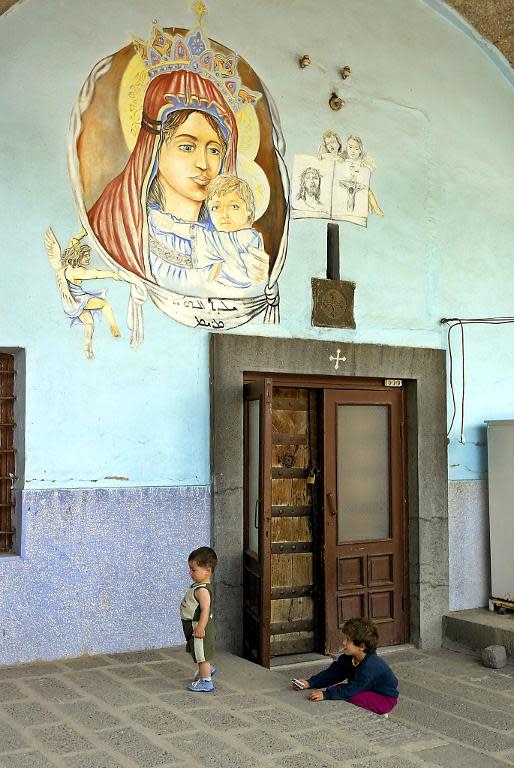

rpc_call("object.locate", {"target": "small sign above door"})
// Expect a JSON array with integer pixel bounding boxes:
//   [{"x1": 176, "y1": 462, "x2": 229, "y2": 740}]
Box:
[{"x1": 384, "y1": 379, "x2": 402, "y2": 387}]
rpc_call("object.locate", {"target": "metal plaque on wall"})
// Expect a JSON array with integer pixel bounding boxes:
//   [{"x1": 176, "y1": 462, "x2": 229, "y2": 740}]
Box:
[{"x1": 311, "y1": 277, "x2": 356, "y2": 329}]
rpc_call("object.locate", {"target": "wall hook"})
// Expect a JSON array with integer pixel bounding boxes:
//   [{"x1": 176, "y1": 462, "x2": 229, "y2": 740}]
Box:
[
  {"x1": 299, "y1": 54, "x2": 311, "y2": 68},
  {"x1": 329, "y1": 91, "x2": 344, "y2": 110},
  {"x1": 341, "y1": 65, "x2": 351, "y2": 79}
]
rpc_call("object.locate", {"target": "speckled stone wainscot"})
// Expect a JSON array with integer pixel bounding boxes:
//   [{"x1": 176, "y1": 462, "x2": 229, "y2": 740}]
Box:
[
  {"x1": 0, "y1": 487, "x2": 210, "y2": 665},
  {"x1": 210, "y1": 334, "x2": 448, "y2": 654}
]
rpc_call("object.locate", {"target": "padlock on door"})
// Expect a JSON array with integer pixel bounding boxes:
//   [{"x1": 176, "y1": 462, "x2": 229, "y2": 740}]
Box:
[{"x1": 306, "y1": 467, "x2": 317, "y2": 485}]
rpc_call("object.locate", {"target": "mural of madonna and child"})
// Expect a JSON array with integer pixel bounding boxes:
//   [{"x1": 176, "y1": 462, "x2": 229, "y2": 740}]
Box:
[{"x1": 65, "y1": 4, "x2": 288, "y2": 349}]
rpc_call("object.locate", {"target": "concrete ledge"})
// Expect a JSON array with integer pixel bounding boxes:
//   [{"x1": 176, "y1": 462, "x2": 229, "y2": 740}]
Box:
[{"x1": 443, "y1": 608, "x2": 514, "y2": 657}]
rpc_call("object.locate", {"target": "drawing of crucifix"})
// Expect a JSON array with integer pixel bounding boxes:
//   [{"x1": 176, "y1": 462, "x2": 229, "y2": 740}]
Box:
[{"x1": 337, "y1": 174, "x2": 367, "y2": 213}]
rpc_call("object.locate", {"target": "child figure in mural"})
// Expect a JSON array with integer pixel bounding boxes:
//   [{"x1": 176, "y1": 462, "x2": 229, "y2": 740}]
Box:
[
  {"x1": 152, "y1": 175, "x2": 265, "y2": 292},
  {"x1": 340, "y1": 135, "x2": 384, "y2": 217},
  {"x1": 180, "y1": 547, "x2": 218, "y2": 692},
  {"x1": 317, "y1": 129, "x2": 345, "y2": 161},
  {"x1": 43, "y1": 227, "x2": 122, "y2": 359},
  {"x1": 292, "y1": 618, "x2": 399, "y2": 715},
  {"x1": 315, "y1": 131, "x2": 384, "y2": 218}
]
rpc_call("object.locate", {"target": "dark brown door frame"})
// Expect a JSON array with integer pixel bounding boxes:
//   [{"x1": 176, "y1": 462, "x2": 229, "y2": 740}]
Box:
[{"x1": 211, "y1": 334, "x2": 448, "y2": 656}]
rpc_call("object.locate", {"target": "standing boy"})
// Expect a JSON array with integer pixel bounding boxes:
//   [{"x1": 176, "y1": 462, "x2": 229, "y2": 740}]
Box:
[{"x1": 180, "y1": 546, "x2": 217, "y2": 692}]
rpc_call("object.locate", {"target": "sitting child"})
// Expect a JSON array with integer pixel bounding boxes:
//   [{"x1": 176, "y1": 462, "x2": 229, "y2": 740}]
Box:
[{"x1": 293, "y1": 618, "x2": 398, "y2": 716}]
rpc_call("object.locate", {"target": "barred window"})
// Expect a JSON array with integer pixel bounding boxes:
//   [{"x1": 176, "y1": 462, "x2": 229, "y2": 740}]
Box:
[{"x1": 0, "y1": 353, "x2": 15, "y2": 553}]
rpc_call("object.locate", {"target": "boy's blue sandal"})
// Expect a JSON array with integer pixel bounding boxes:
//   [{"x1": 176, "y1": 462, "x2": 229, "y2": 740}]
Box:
[
  {"x1": 187, "y1": 678, "x2": 214, "y2": 692},
  {"x1": 194, "y1": 665, "x2": 217, "y2": 681}
]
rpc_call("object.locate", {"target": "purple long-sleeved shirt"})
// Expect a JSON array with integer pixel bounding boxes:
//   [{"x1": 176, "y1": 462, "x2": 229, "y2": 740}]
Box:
[{"x1": 307, "y1": 651, "x2": 399, "y2": 701}]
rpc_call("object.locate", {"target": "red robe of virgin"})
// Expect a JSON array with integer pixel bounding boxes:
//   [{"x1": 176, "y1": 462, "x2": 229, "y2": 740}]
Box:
[{"x1": 88, "y1": 69, "x2": 238, "y2": 279}]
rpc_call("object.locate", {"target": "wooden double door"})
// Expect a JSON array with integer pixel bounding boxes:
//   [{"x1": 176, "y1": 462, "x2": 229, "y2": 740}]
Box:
[{"x1": 243, "y1": 376, "x2": 408, "y2": 667}]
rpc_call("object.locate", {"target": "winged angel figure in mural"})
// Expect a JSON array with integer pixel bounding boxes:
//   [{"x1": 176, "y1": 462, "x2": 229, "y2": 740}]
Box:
[
  {"x1": 64, "y1": 1, "x2": 289, "y2": 347},
  {"x1": 44, "y1": 228, "x2": 122, "y2": 359}
]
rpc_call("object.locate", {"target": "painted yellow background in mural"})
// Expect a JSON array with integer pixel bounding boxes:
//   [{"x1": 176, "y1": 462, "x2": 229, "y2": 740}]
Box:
[{"x1": 119, "y1": 55, "x2": 270, "y2": 220}]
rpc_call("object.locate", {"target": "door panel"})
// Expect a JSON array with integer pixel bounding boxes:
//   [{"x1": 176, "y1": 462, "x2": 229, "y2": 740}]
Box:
[
  {"x1": 243, "y1": 379, "x2": 272, "y2": 667},
  {"x1": 270, "y1": 387, "x2": 318, "y2": 657},
  {"x1": 324, "y1": 388, "x2": 407, "y2": 651}
]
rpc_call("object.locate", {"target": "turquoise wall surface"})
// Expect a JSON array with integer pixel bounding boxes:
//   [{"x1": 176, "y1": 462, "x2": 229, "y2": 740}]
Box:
[
  {"x1": 1, "y1": 0, "x2": 512, "y2": 488},
  {"x1": 0, "y1": 0, "x2": 513, "y2": 661}
]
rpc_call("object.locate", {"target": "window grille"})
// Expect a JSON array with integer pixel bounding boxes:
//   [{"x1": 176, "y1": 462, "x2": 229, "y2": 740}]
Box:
[{"x1": 0, "y1": 354, "x2": 15, "y2": 552}]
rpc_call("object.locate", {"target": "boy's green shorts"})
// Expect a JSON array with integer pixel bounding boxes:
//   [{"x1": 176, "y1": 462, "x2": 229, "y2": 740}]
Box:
[{"x1": 182, "y1": 619, "x2": 216, "y2": 663}]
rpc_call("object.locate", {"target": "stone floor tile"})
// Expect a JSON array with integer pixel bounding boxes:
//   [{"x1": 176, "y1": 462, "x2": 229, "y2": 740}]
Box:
[
  {"x1": 321, "y1": 743, "x2": 375, "y2": 762},
  {"x1": 155, "y1": 647, "x2": 182, "y2": 658},
  {"x1": 56, "y1": 700, "x2": 123, "y2": 731},
  {"x1": 294, "y1": 729, "x2": 374, "y2": 760},
  {"x1": 0, "y1": 664, "x2": 63, "y2": 681},
  {"x1": 0, "y1": 752, "x2": 57, "y2": 768},
  {"x1": 30, "y1": 723, "x2": 95, "y2": 754},
  {"x1": 2, "y1": 701, "x2": 58, "y2": 726},
  {"x1": 168, "y1": 731, "x2": 262, "y2": 768},
  {"x1": 417, "y1": 742, "x2": 509, "y2": 767},
  {"x1": 276, "y1": 752, "x2": 338, "y2": 768},
  {"x1": 463, "y1": 671, "x2": 514, "y2": 694},
  {"x1": 145, "y1": 661, "x2": 192, "y2": 678},
  {"x1": 195, "y1": 751, "x2": 265, "y2": 768},
  {"x1": 104, "y1": 665, "x2": 157, "y2": 681},
  {"x1": 127, "y1": 704, "x2": 191, "y2": 735},
  {"x1": 158, "y1": 691, "x2": 215, "y2": 711},
  {"x1": 106, "y1": 650, "x2": 168, "y2": 665},
  {"x1": 97, "y1": 727, "x2": 181, "y2": 765},
  {"x1": 231, "y1": 727, "x2": 296, "y2": 755},
  {"x1": 167, "y1": 731, "x2": 240, "y2": 761},
  {"x1": 0, "y1": 721, "x2": 29, "y2": 752},
  {"x1": 354, "y1": 720, "x2": 443, "y2": 749},
  {"x1": 221, "y1": 693, "x2": 274, "y2": 711},
  {"x1": 24, "y1": 676, "x2": 82, "y2": 702},
  {"x1": 0, "y1": 683, "x2": 27, "y2": 703},
  {"x1": 187, "y1": 707, "x2": 251, "y2": 731},
  {"x1": 132, "y1": 678, "x2": 184, "y2": 695},
  {"x1": 378, "y1": 650, "x2": 426, "y2": 665},
  {"x1": 349, "y1": 758, "x2": 420, "y2": 768},
  {"x1": 396, "y1": 669, "x2": 514, "y2": 714},
  {"x1": 170, "y1": 735, "x2": 266, "y2": 768},
  {"x1": 399, "y1": 679, "x2": 514, "y2": 729},
  {"x1": 395, "y1": 697, "x2": 514, "y2": 752},
  {"x1": 59, "y1": 657, "x2": 112, "y2": 671},
  {"x1": 67, "y1": 671, "x2": 148, "y2": 707},
  {"x1": 65, "y1": 752, "x2": 129, "y2": 768},
  {"x1": 250, "y1": 707, "x2": 318, "y2": 733}
]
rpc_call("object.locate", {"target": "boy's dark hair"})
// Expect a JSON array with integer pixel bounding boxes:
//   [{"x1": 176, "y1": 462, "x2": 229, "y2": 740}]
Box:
[
  {"x1": 188, "y1": 546, "x2": 218, "y2": 571},
  {"x1": 342, "y1": 618, "x2": 379, "y2": 653}
]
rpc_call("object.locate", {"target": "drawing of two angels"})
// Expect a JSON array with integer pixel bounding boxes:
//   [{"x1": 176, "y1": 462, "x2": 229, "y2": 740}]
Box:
[{"x1": 291, "y1": 132, "x2": 383, "y2": 227}]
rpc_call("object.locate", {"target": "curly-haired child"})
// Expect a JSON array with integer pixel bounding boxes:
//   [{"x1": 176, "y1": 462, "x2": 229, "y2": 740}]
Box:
[{"x1": 293, "y1": 618, "x2": 398, "y2": 716}]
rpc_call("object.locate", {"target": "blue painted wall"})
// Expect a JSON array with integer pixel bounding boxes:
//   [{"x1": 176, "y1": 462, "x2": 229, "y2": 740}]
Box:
[{"x1": 0, "y1": 0, "x2": 513, "y2": 661}]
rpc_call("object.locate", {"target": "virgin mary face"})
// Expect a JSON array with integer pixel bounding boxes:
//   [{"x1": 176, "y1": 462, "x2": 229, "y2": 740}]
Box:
[{"x1": 157, "y1": 111, "x2": 225, "y2": 206}]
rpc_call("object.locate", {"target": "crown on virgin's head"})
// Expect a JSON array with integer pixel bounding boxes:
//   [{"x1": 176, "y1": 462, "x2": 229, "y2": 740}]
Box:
[{"x1": 132, "y1": 18, "x2": 261, "y2": 116}]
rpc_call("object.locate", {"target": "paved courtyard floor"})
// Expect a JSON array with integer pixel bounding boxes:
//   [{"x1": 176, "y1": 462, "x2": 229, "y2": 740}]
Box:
[{"x1": 0, "y1": 645, "x2": 513, "y2": 767}]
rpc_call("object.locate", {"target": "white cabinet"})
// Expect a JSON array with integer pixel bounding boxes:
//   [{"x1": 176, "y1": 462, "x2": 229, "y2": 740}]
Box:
[{"x1": 486, "y1": 420, "x2": 514, "y2": 610}]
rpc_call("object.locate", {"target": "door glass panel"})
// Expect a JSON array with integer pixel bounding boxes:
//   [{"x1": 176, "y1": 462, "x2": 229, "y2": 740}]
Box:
[
  {"x1": 336, "y1": 405, "x2": 390, "y2": 542},
  {"x1": 248, "y1": 399, "x2": 260, "y2": 554}
]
